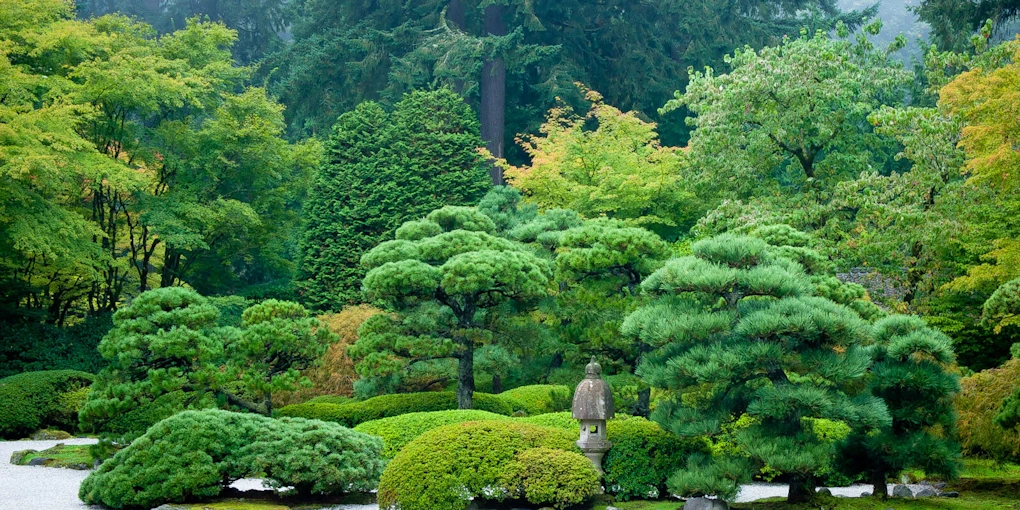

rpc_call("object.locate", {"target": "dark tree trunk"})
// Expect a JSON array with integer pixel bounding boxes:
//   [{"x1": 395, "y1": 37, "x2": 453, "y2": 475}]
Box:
[
  {"x1": 871, "y1": 468, "x2": 889, "y2": 498},
  {"x1": 480, "y1": 3, "x2": 507, "y2": 185},
  {"x1": 448, "y1": 0, "x2": 465, "y2": 29},
  {"x1": 787, "y1": 475, "x2": 814, "y2": 503},
  {"x1": 634, "y1": 387, "x2": 651, "y2": 418},
  {"x1": 457, "y1": 342, "x2": 476, "y2": 409},
  {"x1": 161, "y1": 247, "x2": 183, "y2": 288},
  {"x1": 492, "y1": 374, "x2": 502, "y2": 394}
]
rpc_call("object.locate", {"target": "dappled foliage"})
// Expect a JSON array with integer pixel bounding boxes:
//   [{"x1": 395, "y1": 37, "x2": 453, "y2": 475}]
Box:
[
  {"x1": 79, "y1": 409, "x2": 384, "y2": 508},
  {"x1": 0, "y1": 370, "x2": 93, "y2": 439}
]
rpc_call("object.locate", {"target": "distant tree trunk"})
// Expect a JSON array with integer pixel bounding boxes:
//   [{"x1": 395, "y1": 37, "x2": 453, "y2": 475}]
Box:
[
  {"x1": 635, "y1": 387, "x2": 651, "y2": 418},
  {"x1": 480, "y1": 3, "x2": 507, "y2": 185},
  {"x1": 457, "y1": 342, "x2": 475, "y2": 409},
  {"x1": 492, "y1": 374, "x2": 503, "y2": 394},
  {"x1": 448, "y1": 0, "x2": 466, "y2": 29},
  {"x1": 871, "y1": 468, "x2": 889, "y2": 498}
]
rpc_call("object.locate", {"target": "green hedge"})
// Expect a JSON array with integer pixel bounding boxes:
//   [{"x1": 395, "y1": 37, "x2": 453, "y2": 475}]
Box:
[
  {"x1": 79, "y1": 409, "x2": 384, "y2": 509},
  {"x1": 277, "y1": 391, "x2": 514, "y2": 427},
  {"x1": 377, "y1": 421, "x2": 597, "y2": 510},
  {"x1": 0, "y1": 370, "x2": 94, "y2": 439},
  {"x1": 0, "y1": 316, "x2": 110, "y2": 378},
  {"x1": 353, "y1": 410, "x2": 508, "y2": 458},
  {"x1": 499, "y1": 384, "x2": 572, "y2": 415},
  {"x1": 517, "y1": 412, "x2": 708, "y2": 500}
]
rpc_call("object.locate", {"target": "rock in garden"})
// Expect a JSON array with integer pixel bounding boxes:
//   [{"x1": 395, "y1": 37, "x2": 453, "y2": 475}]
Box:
[
  {"x1": 684, "y1": 497, "x2": 729, "y2": 510},
  {"x1": 892, "y1": 485, "x2": 913, "y2": 498},
  {"x1": 816, "y1": 488, "x2": 832, "y2": 497},
  {"x1": 915, "y1": 487, "x2": 938, "y2": 497},
  {"x1": 26, "y1": 457, "x2": 46, "y2": 466},
  {"x1": 861, "y1": 492, "x2": 871, "y2": 497},
  {"x1": 941, "y1": 491, "x2": 960, "y2": 498}
]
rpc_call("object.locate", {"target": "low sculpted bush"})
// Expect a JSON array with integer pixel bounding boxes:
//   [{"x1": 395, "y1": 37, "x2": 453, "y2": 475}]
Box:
[
  {"x1": 277, "y1": 391, "x2": 514, "y2": 427},
  {"x1": 377, "y1": 421, "x2": 591, "y2": 510},
  {"x1": 0, "y1": 370, "x2": 93, "y2": 439},
  {"x1": 353, "y1": 410, "x2": 508, "y2": 458},
  {"x1": 958, "y1": 358, "x2": 1020, "y2": 461},
  {"x1": 500, "y1": 384, "x2": 572, "y2": 415},
  {"x1": 517, "y1": 412, "x2": 707, "y2": 500},
  {"x1": 505, "y1": 448, "x2": 600, "y2": 509},
  {"x1": 79, "y1": 409, "x2": 384, "y2": 509}
]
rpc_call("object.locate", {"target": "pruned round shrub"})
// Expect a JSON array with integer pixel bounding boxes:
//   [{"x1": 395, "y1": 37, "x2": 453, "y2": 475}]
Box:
[
  {"x1": 515, "y1": 412, "x2": 707, "y2": 500},
  {"x1": 500, "y1": 384, "x2": 572, "y2": 415},
  {"x1": 377, "y1": 421, "x2": 581, "y2": 510},
  {"x1": 505, "y1": 448, "x2": 600, "y2": 509},
  {"x1": 0, "y1": 370, "x2": 94, "y2": 439},
  {"x1": 79, "y1": 409, "x2": 384, "y2": 509},
  {"x1": 354, "y1": 410, "x2": 509, "y2": 458},
  {"x1": 277, "y1": 391, "x2": 514, "y2": 427}
]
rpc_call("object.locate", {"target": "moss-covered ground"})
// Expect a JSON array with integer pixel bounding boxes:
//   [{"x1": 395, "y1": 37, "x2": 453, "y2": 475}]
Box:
[{"x1": 10, "y1": 443, "x2": 93, "y2": 469}]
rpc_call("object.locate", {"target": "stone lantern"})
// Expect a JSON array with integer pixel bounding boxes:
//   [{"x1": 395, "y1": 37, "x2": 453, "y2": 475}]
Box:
[{"x1": 572, "y1": 356, "x2": 614, "y2": 472}]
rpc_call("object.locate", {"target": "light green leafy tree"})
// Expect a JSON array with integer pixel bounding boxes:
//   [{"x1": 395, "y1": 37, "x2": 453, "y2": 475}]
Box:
[{"x1": 348, "y1": 205, "x2": 553, "y2": 409}]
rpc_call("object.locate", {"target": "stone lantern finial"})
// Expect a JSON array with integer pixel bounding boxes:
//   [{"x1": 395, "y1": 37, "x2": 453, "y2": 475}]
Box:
[{"x1": 572, "y1": 356, "x2": 614, "y2": 473}]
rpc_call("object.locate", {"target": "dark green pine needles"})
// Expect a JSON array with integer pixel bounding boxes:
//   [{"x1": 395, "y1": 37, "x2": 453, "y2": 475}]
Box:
[
  {"x1": 298, "y1": 88, "x2": 492, "y2": 310},
  {"x1": 622, "y1": 233, "x2": 891, "y2": 502}
]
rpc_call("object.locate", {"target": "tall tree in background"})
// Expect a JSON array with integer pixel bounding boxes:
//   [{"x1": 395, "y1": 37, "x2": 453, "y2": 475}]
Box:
[
  {"x1": 0, "y1": 2, "x2": 312, "y2": 323},
  {"x1": 915, "y1": 0, "x2": 1020, "y2": 51},
  {"x1": 298, "y1": 89, "x2": 492, "y2": 310}
]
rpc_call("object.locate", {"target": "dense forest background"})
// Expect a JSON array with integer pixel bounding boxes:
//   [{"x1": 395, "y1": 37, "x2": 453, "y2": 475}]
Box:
[{"x1": 4, "y1": 0, "x2": 1020, "y2": 380}]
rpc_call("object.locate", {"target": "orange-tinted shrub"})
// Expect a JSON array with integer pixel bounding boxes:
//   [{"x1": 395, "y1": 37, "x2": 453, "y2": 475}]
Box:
[
  {"x1": 957, "y1": 358, "x2": 1020, "y2": 461},
  {"x1": 274, "y1": 305, "x2": 382, "y2": 406}
]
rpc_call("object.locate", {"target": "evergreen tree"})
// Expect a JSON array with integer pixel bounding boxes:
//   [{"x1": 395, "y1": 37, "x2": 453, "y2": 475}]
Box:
[
  {"x1": 622, "y1": 234, "x2": 890, "y2": 502},
  {"x1": 298, "y1": 89, "x2": 492, "y2": 310},
  {"x1": 348, "y1": 205, "x2": 552, "y2": 409},
  {"x1": 837, "y1": 315, "x2": 960, "y2": 497}
]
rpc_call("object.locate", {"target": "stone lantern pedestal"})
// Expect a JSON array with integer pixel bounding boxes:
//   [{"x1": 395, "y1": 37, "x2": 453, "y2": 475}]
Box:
[{"x1": 572, "y1": 357, "x2": 614, "y2": 473}]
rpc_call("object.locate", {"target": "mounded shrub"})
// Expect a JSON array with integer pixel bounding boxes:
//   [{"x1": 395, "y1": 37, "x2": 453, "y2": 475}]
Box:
[
  {"x1": 499, "y1": 384, "x2": 572, "y2": 415},
  {"x1": 277, "y1": 391, "x2": 514, "y2": 427},
  {"x1": 516, "y1": 412, "x2": 707, "y2": 500},
  {"x1": 0, "y1": 370, "x2": 94, "y2": 439},
  {"x1": 79, "y1": 409, "x2": 384, "y2": 509},
  {"x1": 506, "y1": 448, "x2": 600, "y2": 509},
  {"x1": 958, "y1": 358, "x2": 1020, "y2": 461},
  {"x1": 354, "y1": 410, "x2": 509, "y2": 458},
  {"x1": 603, "y1": 415, "x2": 708, "y2": 500},
  {"x1": 377, "y1": 421, "x2": 586, "y2": 510}
]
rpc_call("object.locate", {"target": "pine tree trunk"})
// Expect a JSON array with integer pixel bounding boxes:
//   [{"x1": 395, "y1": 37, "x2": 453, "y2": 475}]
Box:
[
  {"x1": 871, "y1": 468, "x2": 889, "y2": 498},
  {"x1": 492, "y1": 374, "x2": 502, "y2": 394},
  {"x1": 635, "y1": 387, "x2": 651, "y2": 418},
  {"x1": 480, "y1": 3, "x2": 507, "y2": 185},
  {"x1": 457, "y1": 342, "x2": 476, "y2": 409},
  {"x1": 787, "y1": 475, "x2": 814, "y2": 503}
]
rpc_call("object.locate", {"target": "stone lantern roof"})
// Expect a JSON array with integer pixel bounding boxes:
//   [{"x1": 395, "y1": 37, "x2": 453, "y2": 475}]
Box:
[{"x1": 571, "y1": 357, "x2": 615, "y2": 420}]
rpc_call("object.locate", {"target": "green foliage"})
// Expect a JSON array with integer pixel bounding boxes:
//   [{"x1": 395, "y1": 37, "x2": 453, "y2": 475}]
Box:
[
  {"x1": 957, "y1": 359, "x2": 1020, "y2": 462},
  {"x1": 298, "y1": 89, "x2": 492, "y2": 309},
  {"x1": 0, "y1": 370, "x2": 93, "y2": 439},
  {"x1": 838, "y1": 315, "x2": 961, "y2": 495},
  {"x1": 0, "y1": 315, "x2": 111, "y2": 378},
  {"x1": 79, "y1": 409, "x2": 384, "y2": 508},
  {"x1": 506, "y1": 447, "x2": 601, "y2": 509},
  {"x1": 504, "y1": 93, "x2": 697, "y2": 239},
  {"x1": 277, "y1": 391, "x2": 515, "y2": 428},
  {"x1": 353, "y1": 410, "x2": 509, "y2": 458},
  {"x1": 376, "y1": 421, "x2": 585, "y2": 510},
  {"x1": 624, "y1": 233, "x2": 890, "y2": 501},
  {"x1": 984, "y1": 278, "x2": 1020, "y2": 333},
  {"x1": 81, "y1": 287, "x2": 333, "y2": 438},
  {"x1": 499, "y1": 385, "x2": 572, "y2": 416},
  {"x1": 603, "y1": 416, "x2": 710, "y2": 501},
  {"x1": 350, "y1": 200, "x2": 553, "y2": 408}
]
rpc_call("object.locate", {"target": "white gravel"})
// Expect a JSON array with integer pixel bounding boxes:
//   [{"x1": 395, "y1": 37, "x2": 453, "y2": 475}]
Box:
[
  {"x1": 0, "y1": 439, "x2": 923, "y2": 510},
  {"x1": 0, "y1": 437, "x2": 98, "y2": 510}
]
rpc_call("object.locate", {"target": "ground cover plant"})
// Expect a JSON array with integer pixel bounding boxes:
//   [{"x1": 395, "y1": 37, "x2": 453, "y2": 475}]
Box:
[{"x1": 79, "y1": 409, "x2": 384, "y2": 509}]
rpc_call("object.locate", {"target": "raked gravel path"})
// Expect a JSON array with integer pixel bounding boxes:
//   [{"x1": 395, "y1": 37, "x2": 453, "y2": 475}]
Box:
[{"x1": 2, "y1": 438, "x2": 926, "y2": 510}]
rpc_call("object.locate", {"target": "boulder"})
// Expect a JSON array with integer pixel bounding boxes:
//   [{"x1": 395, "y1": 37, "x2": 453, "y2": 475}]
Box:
[
  {"x1": 684, "y1": 497, "x2": 729, "y2": 510},
  {"x1": 892, "y1": 485, "x2": 913, "y2": 498},
  {"x1": 941, "y1": 491, "x2": 960, "y2": 498},
  {"x1": 860, "y1": 492, "x2": 872, "y2": 497},
  {"x1": 30, "y1": 429, "x2": 72, "y2": 440},
  {"x1": 816, "y1": 488, "x2": 832, "y2": 497},
  {"x1": 915, "y1": 487, "x2": 938, "y2": 498},
  {"x1": 27, "y1": 457, "x2": 46, "y2": 466}
]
